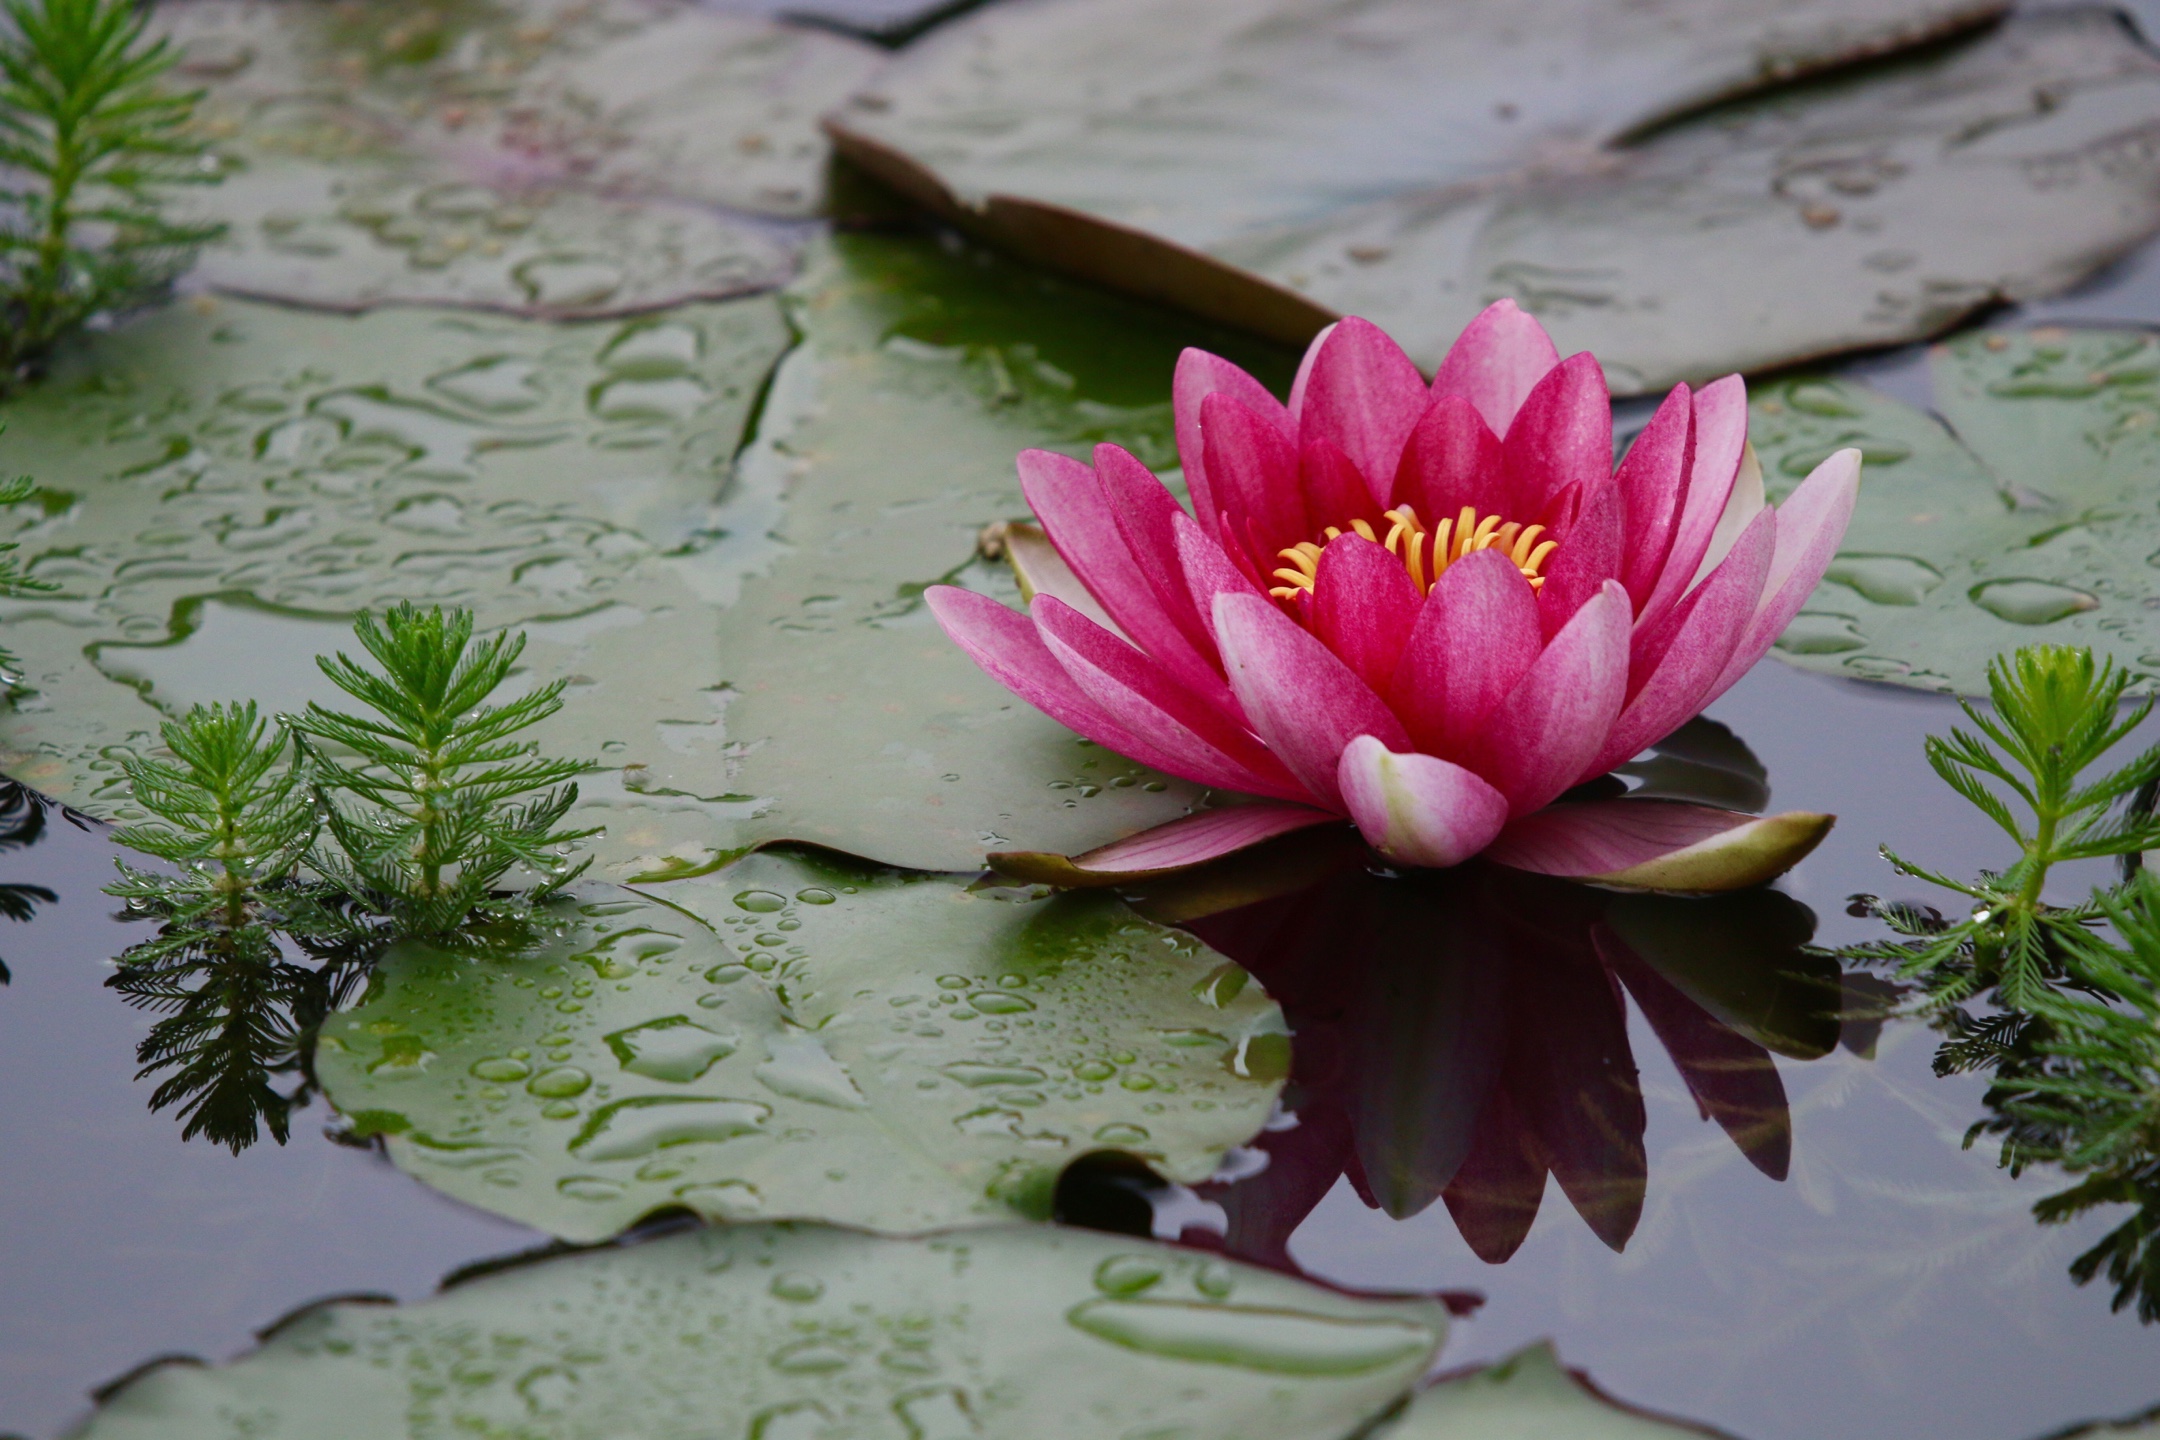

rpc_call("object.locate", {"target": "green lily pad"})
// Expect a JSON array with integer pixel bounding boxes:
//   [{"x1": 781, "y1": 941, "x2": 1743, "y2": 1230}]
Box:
[
  {"x1": 830, "y1": 6, "x2": 2160, "y2": 392},
  {"x1": 1381, "y1": 1343, "x2": 1731, "y2": 1440},
  {"x1": 1752, "y1": 326, "x2": 2160, "y2": 694},
  {"x1": 74, "y1": 1223, "x2": 1447, "y2": 1440},
  {"x1": 315, "y1": 850, "x2": 1287, "y2": 1240}
]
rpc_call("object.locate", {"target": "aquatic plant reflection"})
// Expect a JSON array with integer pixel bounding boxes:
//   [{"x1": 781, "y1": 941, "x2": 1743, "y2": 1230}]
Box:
[
  {"x1": 0, "y1": 778, "x2": 61, "y2": 983},
  {"x1": 1117, "y1": 818, "x2": 1840, "y2": 1270}
]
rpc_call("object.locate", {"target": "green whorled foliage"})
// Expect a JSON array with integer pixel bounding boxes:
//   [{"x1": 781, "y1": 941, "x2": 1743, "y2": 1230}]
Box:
[
  {"x1": 1839, "y1": 643, "x2": 2160, "y2": 1321},
  {"x1": 294, "y1": 603, "x2": 596, "y2": 938},
  {"x1": 103, "y1": 701, "x2": 357, "y2": 1151},
  {"x1": 0, "y1": 0, "x2": 222, "y2": 385}
]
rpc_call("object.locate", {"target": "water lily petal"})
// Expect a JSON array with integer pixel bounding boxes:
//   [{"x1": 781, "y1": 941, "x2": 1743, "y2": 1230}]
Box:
[
  {"x1": 1202, "y1": 391, "x2": 1307, "y2": 557},
  {"x1": 1094, "y1": 442, "x2": 1226, "y2": 663},
  {"x1": 1709, "y1": 447, "x2": 1862, "y2": 697},
  {"x1": 1471, "y1": 580, "x2": 1631, "y2": 814},
  {"x1": 1174, "y1": 508, "x2": 1270, "y2": 649},
  {"x1": 1215, "y1": 591, "x2": 1411, "y2": 809},
  {"x1": 1641, "y1": 374, "x2": 1748, "y2": 629},
  {"x1": 1389, "y1": 547, "x2": 1540, "y2": 759},
  {"x1": 1501, "y1": 352, "x2": 1611, "y2": 522},
  {"x1": 1033, "y1": 595, "x2": 1307, "y2": 801},
  {"x1": 1431, "y1": 298, "x2": 1562, "y2": 435},
  {"x1": 1003, "y1": 521, "x2": 1120, "y2": 636},
  {"x1": 1693, "y1": 441, "x2": 1767, "y2": 586},
  {"x1": 1337, "y1": 736, "x2": 1511, "y2": 868},
  {"x1": 988, "y1": 802, "x2": 1342, "y2": 887},
  {"x1": 1020, "y1": 447, "x2": 1234, "y2": 712},
  {"x1": 1613, "y1": 384, "x2": 1695, "y2": 613},
  {"x1": 1312, "y1": 533, "x2": 1422, "y2": 695},
  {"x1": 1592, "y1": 508, "x2": 1774, "y2": 776},
  {"x1": 1299, "y1": 436, "x2": 1380, "y2": 535},
  {"x1": 1175, "y1": 346, "x2": 1289, "y2": 547},
  {"x1": 1392, "y1": 392, "x2": 1508, "y2": 522},
  {"x1": 1537, "y1": 478, "x2": 1624, "y2": 640},
  {"x1": 1287, "y1": 319, "x2": 1335, "y2": 423},
  {"x1": 1295, "y1": 317, "x2": 1429, "y2": 505},
  {"x1": 1488, "y1": 799, "x2": 1834, "y2": 892}
]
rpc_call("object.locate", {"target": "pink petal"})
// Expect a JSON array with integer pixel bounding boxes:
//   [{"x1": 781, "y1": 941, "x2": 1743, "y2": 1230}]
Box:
[
  {"x1": 1337, "y1": 736, "x2": 1511, "y2": 868},
  {"x1": 1214, "y1": 592, "x2": 1410, "y2": 810},
  {"x1": 1389, "y1": 547, "x2": 1541, "y2": 759},
  {"x1": 1488, "y1": 799, "x2": 1834, "y2": 892},
  {"x1": 1613, "y1": 385, "x2": 1695, "y2": 614},
  {"x1": 1537, "y1": 479, "x2": 1624, "y2": 640},
  {"x1": 1312, "y1": 533, "x2": 1422, "y2": 695},
  {"x1": 1175, "y1": 509, "x2": 1270, "y2": 649},
  {"x1": 1590, "y1": 508, "x2": 1774, "y2": 776},
  {"x1": 1176, "y1": 348, "x2": 1289, "y2": 548},
  {"x1": 1469, "y1": 580, "x2": 1631, "y2": 814},
  {"x1": 1295, "y1": 317, "x2": 1429, "y2": 503},
  {"x1": 1392, "y1": 392, "x2": 1508, "y2": 522},
  {"x1": 1300, "y1": 436, "x2": 1379, "y2": 533},
  {"x1": 1033, "y1": 596, "x2": 1308, "y2": 802},
  {"x1": 1692, "y1": 442, "x2": 1766, "y2": 589},
  {"x1": 1708, "y1": 447, "x2": 1861, "y2": 697},
  {"x1": 1020, "y1": 448, "x2": 1237, "y2": 715},
  {"x1": 1203, "y1": 392, "x2": 1307, "y2": 557},
  {"x1": 1094, "y1": 443, "x2": 1222, "y2": 662},
  {"x1": 1501, "y1": 353, "x2": 1611, "y2": 522},
  {"x1": 1640, "y1": 375, "x2": 1747, "y2": 630},
  {"x1": 1287, "y1": 320, "x2": 1335, "y2": 424},
  {"x1": 1431, "y1": 299, "x2": 1563, "y2": 435},
  {"x1": 925, "y1": 586, "x2": 1189, "y2": 776},
  {"x1": 1004, "y1": 522, "x2": 1120, "y2": 636},
  {"x1": 989, "y1": 802, "x2": 1342, "y2": 887}
]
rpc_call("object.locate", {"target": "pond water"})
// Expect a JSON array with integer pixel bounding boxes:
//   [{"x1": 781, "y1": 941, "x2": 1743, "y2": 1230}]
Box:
[{"x1": 6, "y1": 1, "x2": 2160, "y2": 1436}]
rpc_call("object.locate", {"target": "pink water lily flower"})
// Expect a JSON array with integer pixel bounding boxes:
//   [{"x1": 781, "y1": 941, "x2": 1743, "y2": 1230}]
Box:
[{"x1": 927, "y1": 302, "x2": 1858, "y2": 891}]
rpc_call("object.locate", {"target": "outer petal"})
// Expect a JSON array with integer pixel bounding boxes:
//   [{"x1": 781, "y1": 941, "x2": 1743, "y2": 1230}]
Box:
[
  {"x1": 1708, "y1": 447, "x2": 1862, "y2": 697},
  {"x1": 1020, "y1": 448, "x2": 1236, "y2": 715},
  {"x1": 1338, "y1": 736, "x2": 1511, "y2": 868},
  {"x1": 1175, "y1": 347, "x2": 1289, "y2": 547},
  {"x1": 1287, "y1": 320, "x2": 1335, "y2": 423},
  {"x1": 1202, "y1": 392, "x2": 1307, "y2": 557},
  {"x1": 1295, "y1": 317, "x2": 1429, "y2": 504},
  {"x1": 1392, "y1": 392, "x2": 1508, "y2": 522},
  {"x1": 1588, "y1": 507, "x2": 1775, "y2": 776},
  {"x1": 1215, "y1": 592, "x2": 1411, "y2": 810},
  {"x1": 1640, "y1": 375, "x2": 1747, "y2": 629},
  {"x1": 1389, "y1": 547, "x2": 1541, "y2": 759},
  {"x1": 988, "y1": 803, "x2": 1340, "y2": 887},
  {"x1": 1094, "y1": 443, "x2": 1220, "y2": 663},
  {"x1": 1613, "y1": 384, "x2": 1694, "y2": 613},
  {"x1": 1501, "y1": 353, "x2": 1612, "y2": 522},
  {"x1": 1536, "y1": 478, "x2": 1624, "y2": 640},
  {"x1": 1033, "y1": 596, "x2": 1308, "y2": 802},
  {"x1": 1003, "y1": 521, "x2": 1119, "y2": 636},
  {"x1": 1692, "y1": 440, "x2": 1766, "y2": 586},
  {"x1": 1312, "y1": 533, "x2": 1422, "y2": 696},
  {"x1": 1175, "y1": 509, "x2": 1269, "y2": 648},
  {"x1": 1469, "y1": 581, "x2": 1632, "y2": 814},
  {"x1": 1431, "y1": 299, "x2": 1563, "y2": 435},
  {"x1": 1488, "y1": 799, "x2": 1834, "y2": 892}
]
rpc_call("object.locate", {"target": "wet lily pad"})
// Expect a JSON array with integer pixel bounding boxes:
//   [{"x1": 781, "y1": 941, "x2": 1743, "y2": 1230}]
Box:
[
  {"x1": 830, "y1": 6, "x2": 2160, "y2": 392},
  {"x1": 1382, "y1": 1343, "x2": 1727, "y2": 1440},
  {"x1": 314, "y1": 851, "x2": 1287, "y2": 1240},
  {"x1": 158, "y1": 0, "x2": 878, "y2": 314},
  {"x1": 75, "y1": 1223, "x2": 1446, "y2": 1440},
  {"x1": 1752, "y1": 326, "x2": 2160, "y2": 694}
]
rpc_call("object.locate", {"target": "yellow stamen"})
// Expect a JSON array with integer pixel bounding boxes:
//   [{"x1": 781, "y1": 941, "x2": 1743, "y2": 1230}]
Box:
[{"x1": 1270, "y1": 503, "x2": 1556, "y2": 600}]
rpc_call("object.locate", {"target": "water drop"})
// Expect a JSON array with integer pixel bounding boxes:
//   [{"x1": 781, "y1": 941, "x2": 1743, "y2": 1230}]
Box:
[
  {"x1": 769, "y1": 1271, "x2": 824, "y2": 1303},
  {"x1": 1824, "y1": 554, "x2": 1942, "y2": 605},
  {"x1": 590, "y1": 376, "x2": 710, "y2": 424},
  {"x1": 516, "y1": 1364, "x2": 578, "y2": 1413},
  {"x1": 601, "y1": 321, "x2": 703, "y2": 377},
  {"x1": 969, "y1": 991, "x2": 1034, "y2": 1015},
  {"x1": 1156, "y1": 1028, "x2": 1227, "y2": 1048},
  {"x1": 747, "y1": 1401, "x2": 829, "y2": 1440},
  {"x1": 675, "y1": 1179, "x2": 764, "y2": 1219},
  {"x1": 1093, "y1": 1122, "x2": 1150, "y2": 1146},
  {"x1": 895, "y1": 1387, "x2": 980, "y2": 1439},
  {"x1": 940, "y1": 1062, "x2": 1048, "y2": 1088},
  {"x1": 557, "y1": 1175, "x2": 625, "y2": 1202},
  {"x1": 1066, "y1": 1299, "x2": 1436, "y2": 1375},
  {"x1": 569, "y1": 1095, "x2": 770, "y2": 1161},
  {"x1": 527, "y1": 1066, "x2": 592, "y2": 1098},
  {"x1": 512, "y1": 253, "x2": 624, "y2": 308},
  {"x1": 1970, "y1": 578, "x2": 2099, "y2": 625},
  {"x1": 426, "y1": 356, "x2": 543, "y2": 413},
  {"x1": 754, "y1": 1029, "x2": 866, "y2": 1109},
  {"x1": 795, "y1": 887, "x2": 837, "y2": 905},
  {"x1": 1776, "y1": 611, "x2": 1867, "y2": 655},
  {"x1": 734, "y1": 889, "x2": 787, "y2": 913},
  {"x1": 1093, "y1": 1255, "x2": 1165, "y2": 1297},
  {"x1": 470, "y1": 1056, "x2": 530, "y2": 1083},
  {"x1": 604, "y1": 1015, "x2": 739, "y2": 1083},
  {"x1": 769, "y1": 1340, "x2": 851, "y2": 1375},
  {"x1": 1073, "y1": 1060, "x2": 1116, "y2": 1082},
  {"x1": 1190, "y1": 963, "x2": 1248, "y2": 1008}
]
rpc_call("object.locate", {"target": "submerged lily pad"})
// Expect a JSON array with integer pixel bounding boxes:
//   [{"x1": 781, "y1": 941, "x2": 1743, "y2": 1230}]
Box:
[
  {"x1": 1382, "y1": 1344, "x2": 1729, "y2": 1440},
  {"x1": 831, "y1": 5, "x2": 2160, "y2": 391},
  {"x1": 315, "y1": 851, "x2": 1286, "y2": 1240},
  {"x1": 1752, "y1": 326, "x2": 2160, "y2": 694},
  {"x1": 75, "y1": 1223, "x2": 1446, "y2": 1440}
]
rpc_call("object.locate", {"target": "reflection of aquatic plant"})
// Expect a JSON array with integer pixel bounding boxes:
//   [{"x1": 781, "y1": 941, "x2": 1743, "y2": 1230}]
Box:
[
  {"x1": 0, "y1": 453, "x2": 58, "y2": 686},
  {"x1": 0, "y1": 778, "x2": 57, "y2": 984},
  {"x1": 0, "y1": 0, "x2": 222, "y2": 386},
  {"x1": 295, "y1": 603, "x2": 595, "y2": 937},
  {"x1": 1839, "y1": 644, "x2": 2160, "y2": 1321}
]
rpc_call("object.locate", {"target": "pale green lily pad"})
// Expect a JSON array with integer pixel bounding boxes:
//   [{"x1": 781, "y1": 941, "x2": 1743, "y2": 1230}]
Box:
[
  {"x1": 74, "y1": 1223, "x2": 1447, "y2": 1440},
  {"x1": 1752, "y1": 326, "x2": 2160, "y2": 695},
  {"x1": 315, "y1": 851, "x2": 1287, "y2": 1240},
  {"x1": 831, "y1": 6, "x2": 2160, "y2": 392},
  {"x1": 0, "y1": 233, "x2": 1292, "y2": 874},
  {"x1": 1380, "y1": 1344, "x2": 1732, "y2": 1440}
]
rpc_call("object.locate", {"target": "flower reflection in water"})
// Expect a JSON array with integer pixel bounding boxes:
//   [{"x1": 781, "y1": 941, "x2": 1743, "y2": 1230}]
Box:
[{"x1": 1087, "y1": 769, "x2": 1842, "y2": 1277}]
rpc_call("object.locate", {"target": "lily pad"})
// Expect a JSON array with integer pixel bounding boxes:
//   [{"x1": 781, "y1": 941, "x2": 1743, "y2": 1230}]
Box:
[
  {"x1": 1751, "y1": 326, "x2": 2160, "y2": 694},
  {"x1": 315, "y1": 850, "x2": 1287, "y2": 1240},
  {"x1": 829, "y1": 6, "x2": 2160, "y2": 392},
  {"x1": 1382, "y1": 1343, "x2": 1733, "y2": 1440},
  {"x1": 74, "y1": 1223, "x2": 1447, "y2": 1440}
]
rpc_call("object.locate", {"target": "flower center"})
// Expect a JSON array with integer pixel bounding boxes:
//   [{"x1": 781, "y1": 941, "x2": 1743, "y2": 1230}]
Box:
[{"x1": 1269, "y1": 504, "x2": 1557, "y2": 600}]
